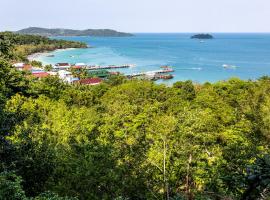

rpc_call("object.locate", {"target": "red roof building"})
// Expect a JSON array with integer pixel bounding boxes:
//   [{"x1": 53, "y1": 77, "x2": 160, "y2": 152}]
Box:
[
  {"x1": 32, "y1": 72, "x2": 49, "y2": 78},
  {"x1": 56, "y1": 63, "x2": 70, "y2": 67},
  {"x1": 78, "y1": 78, "x2": 102, "y2": 85},
  {"x1": 72, "y1": 66, "x2": 82, "y2": 69},
  {"x1": 23, "y1": 64, "x2": 33, "y2": 71}
]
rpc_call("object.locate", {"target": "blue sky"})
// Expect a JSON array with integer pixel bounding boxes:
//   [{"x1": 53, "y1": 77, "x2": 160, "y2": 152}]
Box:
[{"x1": 1, "y1": 0, "x2": 270, "y2": 32}]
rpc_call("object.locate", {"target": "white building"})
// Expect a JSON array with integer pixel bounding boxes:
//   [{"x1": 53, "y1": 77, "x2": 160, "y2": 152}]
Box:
[
  {"x1": 75, "y1": 63, "x2": 86, "y2": 67},
  {"x1": 53, "y1": 63, "x2": 71, "y2": 70},
  {"x1": 31, "y1": 67, "x2": 44, "y2": 73},
  {"x1": 58, "y1": 70, "x2": 78, "y2": 83},
  {"x1": 13, "y1": 63, "x2": 25, "y2": 71}
]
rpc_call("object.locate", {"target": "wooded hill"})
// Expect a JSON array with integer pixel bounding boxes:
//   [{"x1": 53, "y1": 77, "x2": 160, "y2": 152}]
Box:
[
  {"x1": 0, "y1": 32, "x2": 270, "y2": 200},
  {"x1": 17, "y1": 27, "x2": 134, "y2": 37},
  {"x1": 0, "y1": 31, "x2": 87, "y2": 61}
]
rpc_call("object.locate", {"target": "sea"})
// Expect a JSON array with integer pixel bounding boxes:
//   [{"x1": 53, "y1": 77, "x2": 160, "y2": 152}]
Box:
[{"x1": 36, "y1": 33, "x2": 270, "y2": 84}]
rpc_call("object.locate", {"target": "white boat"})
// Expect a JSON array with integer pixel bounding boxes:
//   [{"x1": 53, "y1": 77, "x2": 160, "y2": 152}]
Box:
[{"x1": 223, "y1": 64, "x2": 237, "y2": 69}]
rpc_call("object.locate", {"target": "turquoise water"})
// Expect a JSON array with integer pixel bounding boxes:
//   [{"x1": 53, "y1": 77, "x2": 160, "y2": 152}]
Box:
[{"x1": 37, "y1": 33, "x2": 270, "y2": 83}]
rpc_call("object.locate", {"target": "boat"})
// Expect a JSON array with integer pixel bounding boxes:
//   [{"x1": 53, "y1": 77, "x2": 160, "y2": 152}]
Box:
[
  {"x1": 47, "y1": 55, "x2": 55, "y2": 57},
  {"x1": 223, "y1": 64, "x2": 237, "y2": 69},
  {"x1": 161, "y1": 65, "x2": 172, "y2": 69},
  {"x1": 159, "y1": 74, "x2": 174, "y2": 80}
]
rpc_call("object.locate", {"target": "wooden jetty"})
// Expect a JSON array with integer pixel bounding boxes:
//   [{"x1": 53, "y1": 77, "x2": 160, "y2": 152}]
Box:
[
  {"x1": 126, "y1": 68, "x2": 174, "y2": 78},
  {"x1": 86, "y1": 64, "x2": 135, "y2": 70}
]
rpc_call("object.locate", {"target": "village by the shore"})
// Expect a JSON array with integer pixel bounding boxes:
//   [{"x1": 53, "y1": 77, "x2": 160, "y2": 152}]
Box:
[{"x1": 14, "y1": 51, "x2": 175, "y2": 85}]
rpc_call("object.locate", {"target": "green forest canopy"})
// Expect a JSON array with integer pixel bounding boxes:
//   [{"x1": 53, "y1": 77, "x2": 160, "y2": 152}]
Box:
[{"x1": 0, "y1": 32, "x2": 270, "y2": 200}]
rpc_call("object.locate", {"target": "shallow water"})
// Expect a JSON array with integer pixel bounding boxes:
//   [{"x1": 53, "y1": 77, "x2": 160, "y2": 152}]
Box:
[{"x1": 36, "y1": 33, "x2": 270, "y2": 83}]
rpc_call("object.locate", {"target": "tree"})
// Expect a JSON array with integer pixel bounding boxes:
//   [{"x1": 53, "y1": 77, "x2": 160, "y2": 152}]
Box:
[
  {"x1": 0, "y1": 33, "x2": 14, "y2": 60},
  {"x1": 27, "y1": 76, "x2": 68, "y2": 99},
  {"x1": 44, "y1": 64, "x2": 53, "y2": 72},
  {"x1": 173, "y1": 80, "x2": 196, "y2": 100},
  {"x1": 145, "y1": 115, "x2": 177, "y2": 200},
  {"x1": 33, "y1": 192, "x2": 78, "y2": 200},
  {"x1": 242, "y1": 155, "x2": 270, "y2": 200},
  {"x1": 105, "y1": 74, "x2": 126, "y2": 86},
  {"x1": 0, "y1": 171, "x2": 27, "y2": 200},
  {"x1": 30, "y1": 60, "x2": 43, "y2": 68}
]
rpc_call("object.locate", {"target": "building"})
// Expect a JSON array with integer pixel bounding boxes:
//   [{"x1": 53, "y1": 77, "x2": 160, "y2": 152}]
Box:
[
  {"x1": 75, "y1": 63, "x2": 86, "y2": 67},
  {"x1": 58, "y1": 70, "x2": 78, "y2": 83},
  {"x1": 13, "y1": 63, "x2": 25, "y2": 71},
  {"x1": 77, "y1": 78, "x2": 102, "y2": 85},
  {"x1": 72, "y1": 65, "x2": 82, "y2": 69},
  {"x1": 23, "y1": 64, "x2": 33, "y2": 71},
  {"x1": 31, "y1": 67, "x2": 44, "y2": 73},
  {"x1": 13, "y1": 63, "x2": 35, "y2": 72},
  {"x1": 54, "y1": 63, "x2": 71, "y2": 70},
  {"x1": 32, "y1": 72, "x2": 49, "y2": 79},
  {"x1": 47, "y1": 71, "x2": 58, "y2": 76}
]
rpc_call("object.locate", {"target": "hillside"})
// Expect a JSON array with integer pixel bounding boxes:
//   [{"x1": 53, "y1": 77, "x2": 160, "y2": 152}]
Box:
[
  {"x1": 0, "y1": 31, "x2": 87, "y2": 61},
  {"x1": 1, "y1": 29, "x2": 270, "y2": 200},
  {"x1": 16, "y1": 27, "x2": 134, "y2": 37}
]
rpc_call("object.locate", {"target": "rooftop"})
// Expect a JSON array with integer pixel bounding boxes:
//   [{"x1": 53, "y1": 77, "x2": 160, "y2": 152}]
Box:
[
  {"x1": 56, "y1": 63, "x2": 70, "y2": 66},
  {"x1": 77, "y1": 78, "x2": 102, "y2": 85},
  {"x1": 32, "y1": 72, "x2": 49, "y2": 78}
]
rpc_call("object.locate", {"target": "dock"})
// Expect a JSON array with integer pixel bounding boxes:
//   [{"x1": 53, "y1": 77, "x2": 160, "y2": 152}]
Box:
[
  {"x1": 126, "y1": 68, "x2": 174, "y2": 78},
  {"x1": 86, "y1": 64, "x2": 135, "y2": 70}
]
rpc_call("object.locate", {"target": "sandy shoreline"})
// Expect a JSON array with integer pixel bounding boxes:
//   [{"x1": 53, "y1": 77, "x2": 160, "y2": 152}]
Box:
[{"x1": 27, "y1": 48, "x2": 77, "y2": 61}]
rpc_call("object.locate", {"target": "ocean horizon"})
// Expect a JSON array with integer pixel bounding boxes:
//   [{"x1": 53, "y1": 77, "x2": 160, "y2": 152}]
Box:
[{"x1": 36, "y1": 33, "x2": 270, "y2": 83}]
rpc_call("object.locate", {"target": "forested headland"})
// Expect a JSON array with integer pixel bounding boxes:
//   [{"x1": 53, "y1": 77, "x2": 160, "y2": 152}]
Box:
[
  {"x1": 16, "y1": 27, "x2": 134, "y2": 37},
  {"x1": 0, "y1": 33, "x2": 270, "y2": 200},
  {"x1": 0, "y1": 32, "x2": 87, "y2": 62}
]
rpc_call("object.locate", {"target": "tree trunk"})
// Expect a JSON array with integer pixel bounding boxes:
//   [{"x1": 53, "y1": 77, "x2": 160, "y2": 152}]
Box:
[
  {"x1": 163, "y1": 139, "x2": 169, "y2": 200},
  {"x1": 186, "y1": 154, "x2": 193, "y2": 200}
]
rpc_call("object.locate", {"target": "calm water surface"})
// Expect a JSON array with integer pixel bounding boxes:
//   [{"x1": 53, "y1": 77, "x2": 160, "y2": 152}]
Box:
[{"x1": 37, "y1": 33, "x2": 270, "y2": 83}]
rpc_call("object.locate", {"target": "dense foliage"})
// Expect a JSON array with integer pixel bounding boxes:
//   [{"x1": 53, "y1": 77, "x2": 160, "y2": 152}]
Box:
[
  {"x1": 0, "y1": 34, "x2": 270, "y2": 200},
  {"x1": 0, "y1": 32, "x2": 87, "y2": 61}
]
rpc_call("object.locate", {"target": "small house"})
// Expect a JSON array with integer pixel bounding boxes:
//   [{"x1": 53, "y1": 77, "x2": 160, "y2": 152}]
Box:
[
  {"x1": 13, "y1": 63, "x2": 25, "y2": 71},
  {"x1": 77, "y1": 78, "x2": 102, "y2": 85},
  {"x1": 32, "y1": 72, "x2": 49, "y2": 79},
  {"x1": 58, "y1": 70, "x2": 77, "y2": 83},
  {"x1": 54, "y1": 63, "x2": 71, "y2": 70}
]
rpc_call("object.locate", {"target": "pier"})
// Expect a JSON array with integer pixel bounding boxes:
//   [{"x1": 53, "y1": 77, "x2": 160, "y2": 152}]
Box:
[
  {"x1": 126, "y1": 68, "x2": 174, "y2": 78},
  {"x1": 86, "y1": 64, "x2": 135, "y2": 70}
]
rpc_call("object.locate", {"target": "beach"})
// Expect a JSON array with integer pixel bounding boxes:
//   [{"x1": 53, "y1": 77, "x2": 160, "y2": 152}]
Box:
[{"x1": 27, "y1": 48, "x2": 77, "y2": 62}]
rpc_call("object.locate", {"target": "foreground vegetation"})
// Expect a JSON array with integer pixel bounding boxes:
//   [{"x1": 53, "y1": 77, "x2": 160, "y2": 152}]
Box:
[{"x1": 0, "y1": 33, "x2": 270, "y2": 200}]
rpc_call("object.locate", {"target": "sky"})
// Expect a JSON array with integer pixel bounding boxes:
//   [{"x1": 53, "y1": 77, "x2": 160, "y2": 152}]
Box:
[{"x1": 1, "y1": 0, "x2": 270, "y2": 33}]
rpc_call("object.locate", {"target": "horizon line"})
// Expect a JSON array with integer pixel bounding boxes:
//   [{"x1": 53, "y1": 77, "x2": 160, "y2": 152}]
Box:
[{"x1": 131, "y1": 31, "x2": 270, "y2": 34}]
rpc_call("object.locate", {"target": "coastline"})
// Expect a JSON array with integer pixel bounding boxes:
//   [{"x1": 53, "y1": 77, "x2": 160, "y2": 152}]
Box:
[
  {"x1": 27, "y1": 48, "x2": 77, "y2": 62},
  {"x1": 25, "y1": 34, "x2": 270, "y2": 83}
]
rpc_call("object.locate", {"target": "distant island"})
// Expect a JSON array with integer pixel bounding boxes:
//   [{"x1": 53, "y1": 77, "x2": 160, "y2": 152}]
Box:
[
  {"x1": 16, "y1": 27, "x2": 134, "y2": 37},
  {"x1": 191, "y1": 34, "x2": 214, "y2": 39}
]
